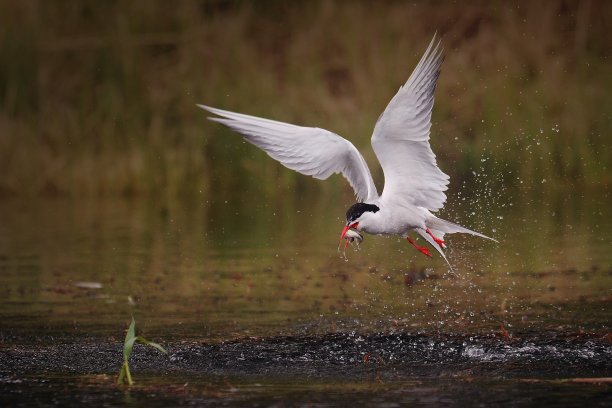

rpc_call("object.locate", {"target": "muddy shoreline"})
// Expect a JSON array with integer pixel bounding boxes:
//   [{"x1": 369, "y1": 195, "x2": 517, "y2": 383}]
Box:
[
  {"x1": 1, "y1": 330, "x2": 611, "y2": 406},
  {"x1": 2, "y1": 330, "x2": 610, "y2": 379}
]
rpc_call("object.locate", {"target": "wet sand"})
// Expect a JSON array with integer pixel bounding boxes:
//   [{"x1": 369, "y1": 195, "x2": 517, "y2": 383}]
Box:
[{"x1": 1, "y1": 329, "x2": 611, "y2": 406}]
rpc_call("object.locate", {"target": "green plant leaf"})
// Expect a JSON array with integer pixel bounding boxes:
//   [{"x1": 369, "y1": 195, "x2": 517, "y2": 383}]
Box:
[
  {"x1": 124, "y1": 337, "x2": 137, "y2": 359},
  {"x1": 136, "y1": 336, "x2": 168, "y2": 354},
  {"x1": 123, "y1": 317, "x2": 136, "y2": 361},
  {"x1": 117, "y1": 316, "x2": 166, "y2": 387}
]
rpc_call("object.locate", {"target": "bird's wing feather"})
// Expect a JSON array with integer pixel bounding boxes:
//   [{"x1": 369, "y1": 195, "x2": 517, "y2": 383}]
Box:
[
  {"x1": 371, "y1": 36, "x2": 449, "y2": 211},
  {"x1": 199, "y1": 105, "x2": 379, "y2": 202}
]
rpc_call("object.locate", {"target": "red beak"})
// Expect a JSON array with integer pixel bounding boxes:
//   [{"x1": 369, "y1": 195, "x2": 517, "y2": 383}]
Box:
[{"x1": 339, "y1": 221, "x2": 359, "y2": 246}]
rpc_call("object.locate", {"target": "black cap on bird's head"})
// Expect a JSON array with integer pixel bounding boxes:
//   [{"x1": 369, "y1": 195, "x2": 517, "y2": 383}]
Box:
[{"x1": 345, "y1": 202, "x2": 380, "y2": 223}]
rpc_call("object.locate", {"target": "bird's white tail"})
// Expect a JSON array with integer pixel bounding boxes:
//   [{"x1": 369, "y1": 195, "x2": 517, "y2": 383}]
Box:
[
  {"x1": 426, "y1": 216, "x2": 498, "y2": 242},
  {"x1": 415, "y1": 216, "x2": 497, "y2": 270}
]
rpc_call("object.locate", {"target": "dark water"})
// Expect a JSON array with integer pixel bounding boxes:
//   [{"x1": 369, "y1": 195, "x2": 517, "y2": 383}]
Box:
[
  {"x1": 2, "y1": 331, "x2": 611, "y2": 406},
  {"x1": 0, "y1": 189, "x2": 611, "y2": 406}
]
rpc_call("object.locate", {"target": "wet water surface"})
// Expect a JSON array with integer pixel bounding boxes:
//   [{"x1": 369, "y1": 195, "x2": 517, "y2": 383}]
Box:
[{"x1": 0, "y1": 189, "x2": 610, "y2": 406}]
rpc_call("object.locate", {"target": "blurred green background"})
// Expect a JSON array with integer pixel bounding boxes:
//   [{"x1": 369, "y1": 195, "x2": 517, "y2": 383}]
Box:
[
  {"x1": 1, "y1": 0, "x2": 611, "y2": 343},
  {"x1": 1, "y1": 0, "x2": 610, "y2": 199}
]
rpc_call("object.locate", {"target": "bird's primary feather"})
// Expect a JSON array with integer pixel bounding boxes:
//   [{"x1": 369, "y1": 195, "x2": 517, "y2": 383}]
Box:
[
  {"x1": 198, "y1": 105, "x2": 378, "y2": 203},
  {"x1": 372, "y1": 36, "x2": 450, "y2": 212}
]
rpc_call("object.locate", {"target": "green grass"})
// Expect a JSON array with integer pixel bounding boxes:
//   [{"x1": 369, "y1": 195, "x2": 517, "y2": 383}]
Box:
[
  {"x1": 117, "y1": 317, "x2": 167, "y2": 386},
  {"x1": 1, "y1": 1, "x2": 610, "y2": 197}
]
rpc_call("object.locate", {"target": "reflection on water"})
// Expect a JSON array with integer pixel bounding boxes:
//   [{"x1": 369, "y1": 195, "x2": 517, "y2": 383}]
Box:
[
  {"x1": 3, "y1": 372, "x2": 610, "y2": 407},
  {"x1": 1, "y1": 187, "x2": 609, "y2": 340}
]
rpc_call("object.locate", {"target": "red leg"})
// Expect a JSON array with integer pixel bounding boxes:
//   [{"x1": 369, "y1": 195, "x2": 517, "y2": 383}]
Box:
[
  {"x1": 407, "y1": 237, "x2": 432, "y2": 257},
  {"x1": 425, "y1": 228, "x2": 446, "y2": 249}
]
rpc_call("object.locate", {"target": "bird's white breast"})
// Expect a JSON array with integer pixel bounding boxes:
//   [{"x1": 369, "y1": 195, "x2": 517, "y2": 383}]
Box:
[{"x1": 358, "y1": 204, "x2": 427, "y2": 236}]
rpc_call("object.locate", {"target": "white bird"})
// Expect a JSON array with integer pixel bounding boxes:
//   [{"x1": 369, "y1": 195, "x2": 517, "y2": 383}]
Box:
[{"x1": 198, "y1": 36, "x2": 496, "y2": 267}]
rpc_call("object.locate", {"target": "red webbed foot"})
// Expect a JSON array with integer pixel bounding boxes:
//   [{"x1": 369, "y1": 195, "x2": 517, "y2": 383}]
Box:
[
  {"x1": 425, "y1": 228, "x2": 446, "y2": 249},
  {"x1": 407, "y1": 237, "x2": 432, "y2": 257}
]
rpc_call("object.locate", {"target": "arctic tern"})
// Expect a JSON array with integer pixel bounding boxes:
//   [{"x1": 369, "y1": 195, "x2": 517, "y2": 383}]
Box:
[{"x1": 199, "y1": 36, "x2": 496, "y2": 267}]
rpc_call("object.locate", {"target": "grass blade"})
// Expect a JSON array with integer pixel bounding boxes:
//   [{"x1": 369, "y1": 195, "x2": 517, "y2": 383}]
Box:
[
  {"x1": 123, "y1": 317, "x2": 136, "y2": 361},
  {"x1": 117, "y1": 316, "x2": 166, "y2": 386},
  {"x1": 136, "y1": 336, "x2": 168, "y2": 354}
]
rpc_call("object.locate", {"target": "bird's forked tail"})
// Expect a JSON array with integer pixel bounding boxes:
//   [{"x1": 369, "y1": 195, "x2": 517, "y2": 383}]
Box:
[
  {"x1": 416, "y1": 216, "x2": 498, "y2": 269},
  {"x1": 426, "y1": 216, "x2": 498, "y2": 243}
]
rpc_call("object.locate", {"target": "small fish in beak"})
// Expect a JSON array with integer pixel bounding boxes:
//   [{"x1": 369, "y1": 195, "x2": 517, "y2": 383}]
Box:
[
  {"x1": 338, "y1": 222, "x2": 363, "y2": 258},
  {"x1": 344, "y1": 228, "x2": 363, "y2": 244}
]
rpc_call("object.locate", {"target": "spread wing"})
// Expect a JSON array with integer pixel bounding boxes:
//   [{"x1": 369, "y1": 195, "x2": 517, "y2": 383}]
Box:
[
  {"x1": 199, "y1": 105, "x2": 379, "y2": 202},
  {"x1": 371, "y1": 36, "x2": 449, "y2": 212}
]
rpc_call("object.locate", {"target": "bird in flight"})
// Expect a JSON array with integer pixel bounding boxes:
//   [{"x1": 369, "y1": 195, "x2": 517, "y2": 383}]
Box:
[{"x1": 199, "y1": 36, "x2": 496, "y2": 267}]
